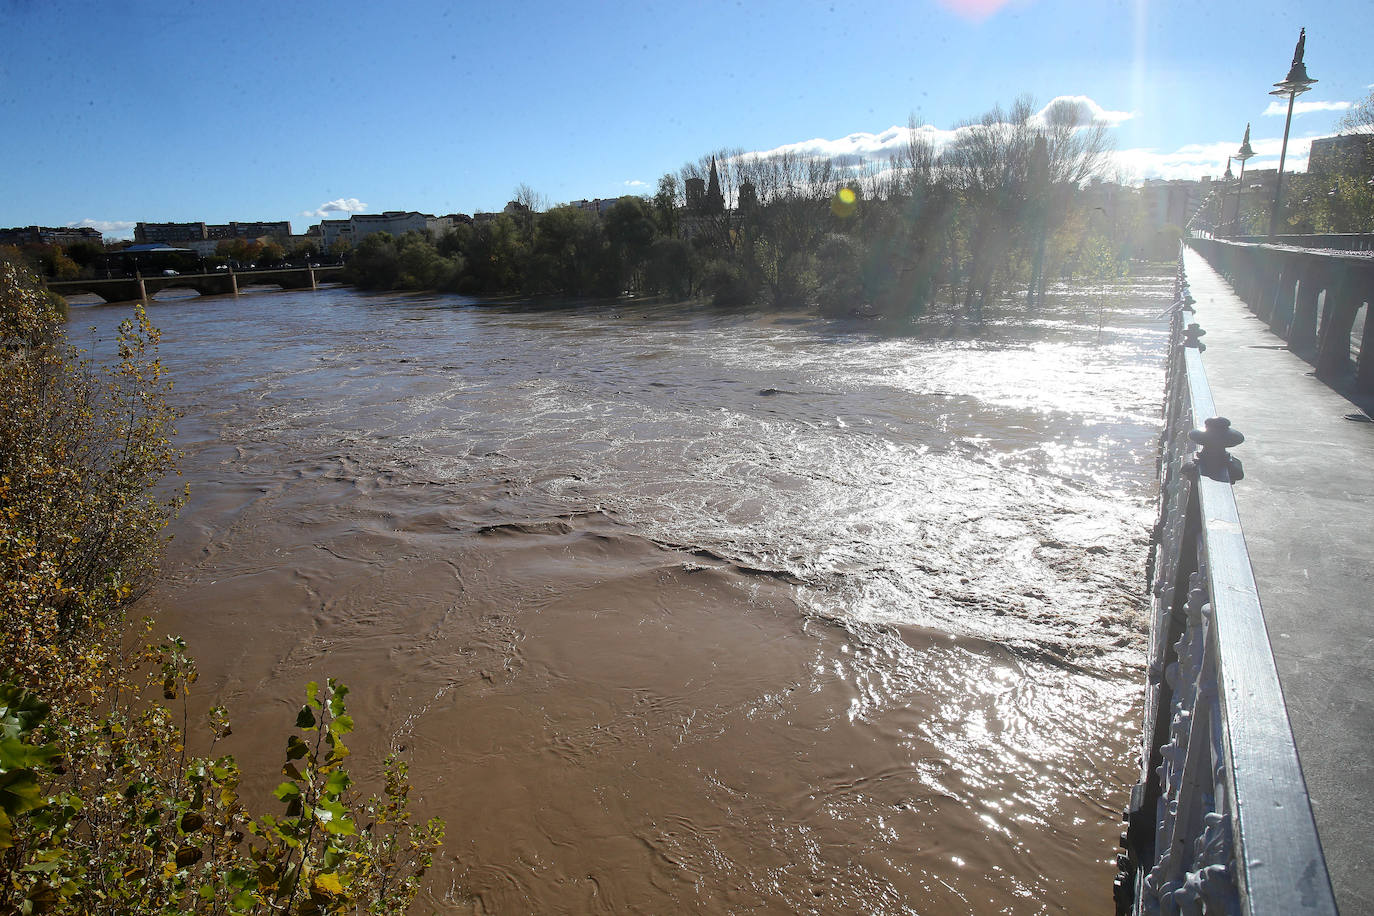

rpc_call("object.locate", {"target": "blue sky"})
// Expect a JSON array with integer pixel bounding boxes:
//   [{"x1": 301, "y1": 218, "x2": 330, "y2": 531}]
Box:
[{"x1": 1, "y1": 0, "x2": 1368, "y2": 238}]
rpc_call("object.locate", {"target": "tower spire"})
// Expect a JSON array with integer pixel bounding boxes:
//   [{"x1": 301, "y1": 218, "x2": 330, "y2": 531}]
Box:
[{"x1": 706, "y1": 156, "x2": 725, "y2": 212}]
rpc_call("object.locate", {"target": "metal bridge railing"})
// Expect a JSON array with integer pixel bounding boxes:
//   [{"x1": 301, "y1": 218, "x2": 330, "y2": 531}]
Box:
[{"x1": 1114, "y1": 256, "x2": 1337, "y2": 915}]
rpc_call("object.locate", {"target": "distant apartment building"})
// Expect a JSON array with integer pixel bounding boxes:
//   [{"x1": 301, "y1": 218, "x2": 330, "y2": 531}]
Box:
[
  {"x1": 134, "y1": 220, "x2": 292, "y2": 244},
  {"x1": 1235, "y1": 167, "x2": 1278, "y2": 195},
  {"x1": 571, "y1": 198, "x2": 621, "y2": 215},
  {"x1": 319, "y1": 219, "x2": 353, "y2": 249},
  {"x1": 134, "y1": 222, "x2": 207, "y2": 244},
  {"x1": 1141, "y1": 178, "x2": 1208, "y2": 233},
  {"x1": 1308, "y1": 134, "x2": 1374, "y2": 177},
  {"x1": 0, "y1": 225, "x2": 103, "y2": 246},
  {"x1": 330, "y1": 211, "x2": 454, "y2": 246},
  {"x1": 206, "y1": 221, "x2": 292, "y2": 241}
]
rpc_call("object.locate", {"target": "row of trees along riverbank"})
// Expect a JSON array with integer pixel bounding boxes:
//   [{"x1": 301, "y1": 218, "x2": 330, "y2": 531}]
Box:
[
  {"x1": 1, "y1": 236, "x2": 336, "y2": 284},
  {"x1": 0, "y1": 254, "x2": 443, "y2": 914},
  {"x1": 345, "y1": 97, "x2": 1184, "y2": 316}
]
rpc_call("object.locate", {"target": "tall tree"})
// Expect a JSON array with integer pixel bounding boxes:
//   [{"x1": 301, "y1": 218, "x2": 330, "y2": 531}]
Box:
[
  {"x1": 602, "y1": 196, "x2": 659, "y2": 291},
  {"x1": 1339, "y1": 90, "x2": 1374, "y2": 134}
]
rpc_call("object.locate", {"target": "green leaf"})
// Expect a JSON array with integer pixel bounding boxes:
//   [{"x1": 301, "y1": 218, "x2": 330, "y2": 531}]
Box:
[
  {"x1": 0, "y1": 736, "x2": 59, "y2": 772},
  {"x1": 273, "y1": 782, "x2": 301, "y2": 802},
  {"x1": 324, "y1": 815, "x2": 356, "y2": 836},
  {"x1": 315, "y1": 799, "x2": 356, "y2": 837},
  {"x1": 20, "y1": 858, "x2": 62, "y2": 874},
  {"x1": 286, "y1": 735, "x2": 309, "y2": 760},
  {"x1": 295, "y1": 706, "x2": 316, "y2": 729},
  {"x1": 0, "y1": 770, "x2": 47, "y2": 816},
  {"x1": 305, "y1": 681, "x2": 320, "y2": 708},
  {"x1": 327, "y1": 681, "x2": 350, "y2": 717},
  {"x1": 323, "y1": 769, "x2": 351, "y2": 797},
  {"x1": 226, "y1": 867, "x2": 255, "y2": 890},
  {"x1": 328, "y1": 714, "x2": 354, "y2": 738}
]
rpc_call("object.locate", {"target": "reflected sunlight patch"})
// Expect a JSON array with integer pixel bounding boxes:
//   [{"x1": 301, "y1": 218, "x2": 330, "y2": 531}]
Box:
[{"x1": 934, "y1": 0, "x2": 1018, "y2": 22}]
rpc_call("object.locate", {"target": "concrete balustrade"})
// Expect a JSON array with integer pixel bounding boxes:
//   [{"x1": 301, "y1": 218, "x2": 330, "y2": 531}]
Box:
[
  {"x1": 1190, "y1": 238, "x2": 1370, "y2": 383},
  {"x1": 1188, "y1": 238, "x2": 1374, "y2": 393}
]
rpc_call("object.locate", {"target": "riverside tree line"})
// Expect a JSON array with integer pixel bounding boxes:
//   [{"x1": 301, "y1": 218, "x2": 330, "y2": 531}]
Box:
[{"x1": 344, "y1": 96, "x2": 1184, "y2": 317}]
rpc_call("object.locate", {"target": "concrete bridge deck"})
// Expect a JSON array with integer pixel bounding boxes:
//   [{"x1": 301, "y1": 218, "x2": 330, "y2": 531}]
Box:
[
  {"x1": 1183, "y1": 247, "x2": 1374, "y2": 914},
  {"x1": 49, "y1": 265, "x2": 345, "y2": 303}
]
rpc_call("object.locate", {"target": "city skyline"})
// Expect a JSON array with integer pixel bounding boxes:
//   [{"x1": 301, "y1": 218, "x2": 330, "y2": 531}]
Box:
[{"x1": 2, "y1": 0, "x2": 1368, "y2": 239}]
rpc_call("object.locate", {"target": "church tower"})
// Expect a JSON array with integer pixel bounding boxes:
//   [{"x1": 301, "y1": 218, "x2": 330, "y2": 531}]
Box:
[{"x1": 705, "y1": 156, "x2": 725, "y2": 213}]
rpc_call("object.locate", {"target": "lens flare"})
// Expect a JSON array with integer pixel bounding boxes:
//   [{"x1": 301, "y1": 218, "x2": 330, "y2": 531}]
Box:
[{"x1": 831, "y1": 187, "x2": 858, "y2": 218}]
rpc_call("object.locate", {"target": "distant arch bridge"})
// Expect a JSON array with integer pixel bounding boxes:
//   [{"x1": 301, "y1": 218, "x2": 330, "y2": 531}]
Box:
[{"x1": 48, "y1": 266, "x2": 345, "y2": 304}]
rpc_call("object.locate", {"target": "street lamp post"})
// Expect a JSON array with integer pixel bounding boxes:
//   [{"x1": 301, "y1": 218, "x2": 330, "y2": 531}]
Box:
[
  {"x1": 1217, "y1": 156, "x2": 1234, "y2": 235},
  {"x1": 1268, "y1": 27, "x2": 1317, "y2": 239},
  {"x1": 1232, "y1": 125, "x2": 1255, "y2": 238}
]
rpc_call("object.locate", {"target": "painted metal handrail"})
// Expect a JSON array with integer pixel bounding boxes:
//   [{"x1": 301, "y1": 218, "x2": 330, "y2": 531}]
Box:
[{"x1": 1114, "y1": 257, "x2": 1337, "y2": 915}]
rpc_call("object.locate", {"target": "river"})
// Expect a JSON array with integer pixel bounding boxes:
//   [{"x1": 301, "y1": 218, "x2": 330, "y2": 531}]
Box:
[{"x1": 72, "y1": 274, "x2": 1168, "y2": 914}]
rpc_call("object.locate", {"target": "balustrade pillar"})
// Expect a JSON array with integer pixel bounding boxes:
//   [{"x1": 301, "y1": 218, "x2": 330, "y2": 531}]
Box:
[
  {"x1": 1266, "y1": 253, "x2": 1299, "y2": 336},
  {"x1": 1289, "y1": 265, "x2": 1322, "y2": 356},
  {"x1": 1356, "y1": 300, "x2": 1374, "y2": 395},
  {"x1": 1314, "y1": 271, "x2": 1359, "y2": 382}
]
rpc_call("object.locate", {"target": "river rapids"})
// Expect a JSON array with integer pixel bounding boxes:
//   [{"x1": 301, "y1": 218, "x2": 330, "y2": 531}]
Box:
[{"x1": 73, "y1": 271, "x2": 1168, "y2": 914}]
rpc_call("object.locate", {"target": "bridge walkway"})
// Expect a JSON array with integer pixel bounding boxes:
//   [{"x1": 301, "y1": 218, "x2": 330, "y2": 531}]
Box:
[{"x1": 1182, "y1": 247, "x2": 1374, "y2": 914}]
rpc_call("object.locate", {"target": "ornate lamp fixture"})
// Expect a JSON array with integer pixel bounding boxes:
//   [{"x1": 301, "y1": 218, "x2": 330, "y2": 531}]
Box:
[
  {"x1": 1268, "y1": 28, "x2": 1317, "y2": 238},
  {"x1": 1230, "y1": 126, "x2": 1256, "y2": 237}
]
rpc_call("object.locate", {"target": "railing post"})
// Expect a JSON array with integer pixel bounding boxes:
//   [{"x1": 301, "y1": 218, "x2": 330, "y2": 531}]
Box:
[{"x1": 1120, "y1": 249, "x2": 1337, "y2": 914}]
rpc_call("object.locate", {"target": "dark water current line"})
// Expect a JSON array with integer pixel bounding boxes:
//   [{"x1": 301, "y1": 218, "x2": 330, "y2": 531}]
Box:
[{"x1": 72, "y1": 275, "x2": 1171, "y2": 914}]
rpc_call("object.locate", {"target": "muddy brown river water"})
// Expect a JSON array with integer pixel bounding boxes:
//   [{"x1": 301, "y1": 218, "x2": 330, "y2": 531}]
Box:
[{"x1": 74, "y1": 274, "x2": 1169, "y2": 914}]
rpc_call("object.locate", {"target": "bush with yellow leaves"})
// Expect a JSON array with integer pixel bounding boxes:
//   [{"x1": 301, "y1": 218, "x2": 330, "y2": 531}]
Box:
[{"x1": 1, "y1": 256, "x2": 443, "y2": 914}]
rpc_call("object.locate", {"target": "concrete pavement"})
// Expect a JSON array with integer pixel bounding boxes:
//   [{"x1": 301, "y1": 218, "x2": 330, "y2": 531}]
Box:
[{"x1": 1182, "y1": 247, "x2": 1374, "y2": 915}]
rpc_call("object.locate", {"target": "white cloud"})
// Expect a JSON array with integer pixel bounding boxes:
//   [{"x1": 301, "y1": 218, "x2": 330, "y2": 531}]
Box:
[
  {"x1": 742, "y1": 95, "x2": 1132, "y2": 168},
  {"x1": 302, "y1": 197, "x2": 368, "y2": 219},
  {"x1": 731, "y1": 96, "x2": 1345, "y2": 190},
  {"x1": 66, "y1": 218, "x2": 135, "y2": 240},
  {"x1": 1032, "y1": 95, "x2": 1134, "y2": 129},
  {"x1": 623, "y1": 179, "x2": 648, "y2": 188},
  {"x1": 1262, "y1": 99, "x2": 1351, "y2": 117},
  {"x1": 1111, "y1": 133, "x2": 1331, "y2": 182},
  {"x1": 746, "y1": 122, "x2": 961, "y2": 165}
]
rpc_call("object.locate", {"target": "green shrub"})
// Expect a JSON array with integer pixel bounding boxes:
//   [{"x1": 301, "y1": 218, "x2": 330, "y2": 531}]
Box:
[{"x1": 1, "y1": 258, "x2": 443, "y2": 914}]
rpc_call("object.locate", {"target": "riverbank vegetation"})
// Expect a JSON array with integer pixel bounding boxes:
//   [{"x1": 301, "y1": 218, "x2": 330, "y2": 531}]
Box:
[
  {"x1": 343, "y1": 96, "x2": 1182, "y2": 317},
  {"x1": 0, "y1": 256, "x2": 442, "y2": 914}
]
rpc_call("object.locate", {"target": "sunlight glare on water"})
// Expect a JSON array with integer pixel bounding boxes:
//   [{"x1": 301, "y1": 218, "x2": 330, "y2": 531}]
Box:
[{"x1": 71, "y1": 272, "x2": 1168, "y2": 914}]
